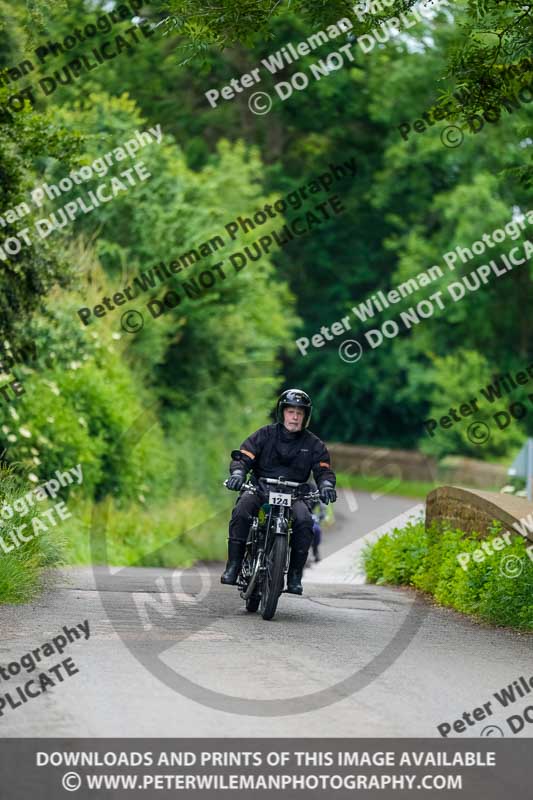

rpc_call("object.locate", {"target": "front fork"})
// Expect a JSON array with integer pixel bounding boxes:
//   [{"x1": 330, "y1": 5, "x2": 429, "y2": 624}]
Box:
[
  {"x1": 239, "y1": 509, "x2": 292, "y2": 597},
  {"x1": 268, "y1": 509, "x2": 292, "y2": 579}
]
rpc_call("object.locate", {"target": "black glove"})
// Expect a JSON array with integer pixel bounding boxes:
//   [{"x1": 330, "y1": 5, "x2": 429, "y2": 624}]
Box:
[
  {"x1": 319, "y1": 481, "x2": 337, "y2": 504},
  {"x1": 227, "y1": 471, "x2": 245, "y2": 491}
]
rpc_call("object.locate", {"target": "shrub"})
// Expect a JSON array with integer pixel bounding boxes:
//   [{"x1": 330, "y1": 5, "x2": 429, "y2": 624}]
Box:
[
  {"x1": 363, "y1": 519, "x2": 533, "y2": 630},
  {"x1": 362, "y1": 520, "x2": 428, "y2": 586}
]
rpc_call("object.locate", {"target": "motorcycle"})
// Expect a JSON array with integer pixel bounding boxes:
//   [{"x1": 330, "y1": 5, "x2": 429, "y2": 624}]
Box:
[{"x1": 224, "y1": 477, "x2": 320, "y2": 621}]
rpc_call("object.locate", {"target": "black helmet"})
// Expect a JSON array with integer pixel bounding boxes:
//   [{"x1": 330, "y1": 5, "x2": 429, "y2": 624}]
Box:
[{"x1": 276, "y1": 388, "x2": 312, "y2": 428}]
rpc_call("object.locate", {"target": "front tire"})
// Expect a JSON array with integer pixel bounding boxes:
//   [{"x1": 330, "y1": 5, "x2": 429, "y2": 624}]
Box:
[{"x1": 260, "y1": 536, "x2": 288, "y2": 621}]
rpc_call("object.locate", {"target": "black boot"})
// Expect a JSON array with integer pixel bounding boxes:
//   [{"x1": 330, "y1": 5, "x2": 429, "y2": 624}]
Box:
[
  {"x1": 220, "y1": 539, "x2": 246, "y2": 585},
  {"x1": 286, "y1": 548, "x2": 309, "y2": 595}
]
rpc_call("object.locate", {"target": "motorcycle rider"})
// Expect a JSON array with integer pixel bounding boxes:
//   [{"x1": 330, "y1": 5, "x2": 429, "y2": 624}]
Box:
[{"x1": 221, "y1": 389, "x2": 337, "y2": 594}]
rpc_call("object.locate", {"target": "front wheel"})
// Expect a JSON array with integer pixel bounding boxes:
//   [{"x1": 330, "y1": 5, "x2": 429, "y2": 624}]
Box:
[{"x1": 260, "y1": 535, "x2": 288, "y2": 621}]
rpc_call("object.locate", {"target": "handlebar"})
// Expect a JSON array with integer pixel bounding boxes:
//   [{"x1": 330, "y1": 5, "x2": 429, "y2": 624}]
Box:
[
  {"x1": 223, "y1": 479, "x2": 320, "y2": 503},
  {"x1": 263, "y1": 477, "x2": 301, "y2": 488}
]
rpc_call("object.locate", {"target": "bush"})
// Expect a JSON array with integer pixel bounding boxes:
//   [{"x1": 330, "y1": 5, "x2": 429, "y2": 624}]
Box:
[
  {"x1": 1, "y1": 339, "x2": 175, "y2": 504},
  {"x1": 363, "y1": 519, "x2": 533, "y2": 630},
  {"x1": 363, "y1": 521, "x2": 428, "y2": 585}
]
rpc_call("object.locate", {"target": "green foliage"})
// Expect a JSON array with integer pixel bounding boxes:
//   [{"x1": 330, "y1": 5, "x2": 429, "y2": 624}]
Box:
[
  {"x1": 0, "y1": 327, "x2": 173, "y2": 503},
  {"x1": 61, "y1": 493, "x2": 231, "y2": 567},
  {"x1": 2, "y1": 0, "x2": 533, "y2": 609},
  {"x1": 0, "y1": 466, "x2": 66, "y2": 604},
  {"x1": 10, "y1": 0, "x2": 529, "y2": 456},
  {"x1": 0, "y1": 97, "x2": 81, "y2": 345},
  {"x1": 363, "y1": 519, "x2": 428, "y2": 585},
  {"x1": 419, "y1": 350, "x2": 527, "y2": 459},
  {"x1": 363, "y1": 519, "x2": 533, "y2": 629},
  {"x1": 161, "y1": 0, "x2": 532, "y2": 182}
]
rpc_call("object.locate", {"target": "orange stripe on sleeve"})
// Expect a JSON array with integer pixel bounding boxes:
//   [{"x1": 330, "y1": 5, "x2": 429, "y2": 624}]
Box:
[
  {"x1": 319, "y1": 462, "x2": 330, "y2": 468},
  {"x1": 241, "y1": 449, "x2": 255, "y2": 460}
]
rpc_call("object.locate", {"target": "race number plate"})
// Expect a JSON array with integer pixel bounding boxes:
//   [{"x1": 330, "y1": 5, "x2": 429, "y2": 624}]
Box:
[{"x1": 269, "y1": 491, "x2": 292, "y2": 507}]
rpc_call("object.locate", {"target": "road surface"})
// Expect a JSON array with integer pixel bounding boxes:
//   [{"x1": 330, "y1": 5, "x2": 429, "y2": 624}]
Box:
[{"x1": 0, "y1": 490, "x2": 531, "y2": 737}]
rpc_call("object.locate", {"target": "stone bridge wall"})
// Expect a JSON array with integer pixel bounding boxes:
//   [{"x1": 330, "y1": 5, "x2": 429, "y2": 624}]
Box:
[
  {"x1": 328, "y1": 444, "x2": 508, "y2": 488},
  {"x1": 425, "y1": 486, "x2": 533, "y2": 542}
]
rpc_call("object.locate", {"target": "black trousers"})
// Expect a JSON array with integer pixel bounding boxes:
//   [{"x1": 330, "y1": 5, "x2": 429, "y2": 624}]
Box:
[{"x1": 229, "y1": 491, "x2": 314, "y2": 553}]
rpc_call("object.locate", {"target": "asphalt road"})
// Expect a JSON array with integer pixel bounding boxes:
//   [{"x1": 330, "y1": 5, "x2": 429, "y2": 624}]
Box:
[{"x1": 1, "y1": 490, "x2": 531, "y2": 738}]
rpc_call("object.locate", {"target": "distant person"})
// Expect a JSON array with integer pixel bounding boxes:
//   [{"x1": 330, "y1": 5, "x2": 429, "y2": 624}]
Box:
[
  {"x1": 309, "y1": 497, "x2": 327, "y2": 563},
  {"x1": 221, "y1": 389, "x2": 337, "y2": 594}
]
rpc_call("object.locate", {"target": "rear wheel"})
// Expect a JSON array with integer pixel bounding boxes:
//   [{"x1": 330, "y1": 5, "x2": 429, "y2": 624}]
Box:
[{"x1": 260, "y1": 536, "x2": 288, "y2": 621}]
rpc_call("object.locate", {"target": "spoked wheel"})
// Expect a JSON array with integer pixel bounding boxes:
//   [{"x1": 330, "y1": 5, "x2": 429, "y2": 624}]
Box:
[{"x1": 260, "y1": 536, "x2": 288, "y2": 621}]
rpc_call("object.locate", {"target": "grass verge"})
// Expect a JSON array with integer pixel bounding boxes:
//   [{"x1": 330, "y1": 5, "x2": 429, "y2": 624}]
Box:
[
  {"x1": 0, "y1": 484, "x2": 232, "y2": 604},
  {"x1": 60, "y1": 494, "x2": 232, "y2": 567},
  {"x1": 0, "y1": 470, "x2": 66, "y2": 604},
  {"x1": 336, "y1": 472, "x2": 502, "y2": 499},
  {"x1": 336, "y1": 472, "x2": 438, "y2": 499}
]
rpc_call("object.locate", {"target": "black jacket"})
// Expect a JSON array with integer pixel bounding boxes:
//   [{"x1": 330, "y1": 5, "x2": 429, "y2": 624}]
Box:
[{"x1": 229, "y1": 423, "x2": 336, "y2": 488}]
